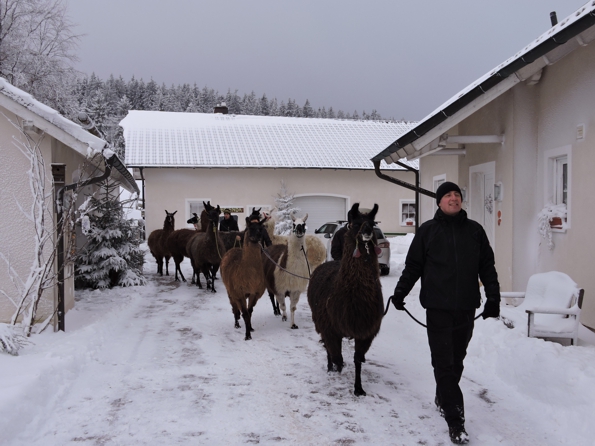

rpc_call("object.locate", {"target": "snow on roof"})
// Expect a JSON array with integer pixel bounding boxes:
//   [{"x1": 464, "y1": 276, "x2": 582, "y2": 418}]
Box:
[
  {"x1": 120, "y1": 111, "x2": 418, "y2": 170},
  {"x1": 0, "y1": 77, "x2": 106, "y2": 155}
]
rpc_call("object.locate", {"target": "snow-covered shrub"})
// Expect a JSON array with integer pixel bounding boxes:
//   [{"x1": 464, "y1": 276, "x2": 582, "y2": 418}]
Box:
[
  {"x1": 537, "y1": 203, "x2": 567, "y2": 251},
  {"x1": 274, "y1": 180, "x2": 300, "y2": 236},
  {"x1": 0, "y1": 324, "x2": 29, "y2": 356}
]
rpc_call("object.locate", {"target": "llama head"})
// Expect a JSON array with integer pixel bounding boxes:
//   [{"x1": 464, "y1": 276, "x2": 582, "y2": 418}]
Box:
[
  {"x1": 164, "y1": 210, "x2": 177, "y2": 229},
  {"x1": 349, "y1": 203, "x2": 378, "y2": 242},
  {"x1": 187, "y1": 212, "x2": 199, "y2": 225},
  {"x1": 291, "y1": 213, "x2": 308, "y2": 238},
  {"x1": 203, "y1": 201, "x2": 214, "y2": 212},
  {"x1": 245, "y1": 216, "x2": 266, "y2": 244},
  {"x1": 206, "y1": 205, "x2": 221, "y2": 227}
]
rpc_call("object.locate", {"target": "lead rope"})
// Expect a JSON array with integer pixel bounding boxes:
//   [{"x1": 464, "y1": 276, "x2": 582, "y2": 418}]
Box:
[
  {"x1": 384, "y1": 296, "x2": 483, "y2": 329},
  {"x1": 213, "y1": 225, "x2": 224, "y2": 260},
  {"x1": 261, "y1": 245, "x2": 311, "y2": 280}
]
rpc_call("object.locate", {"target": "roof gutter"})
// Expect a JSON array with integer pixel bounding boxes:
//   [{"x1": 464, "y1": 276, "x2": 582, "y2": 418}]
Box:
[{"x1": 372, "y1": 7, "x2": 595, "y2": 163}]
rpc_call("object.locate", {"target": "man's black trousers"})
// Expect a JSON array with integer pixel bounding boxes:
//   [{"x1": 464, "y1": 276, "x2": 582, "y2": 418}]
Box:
[{"x1": 426, "y1": 308, "x2": 476, "y2": 427}]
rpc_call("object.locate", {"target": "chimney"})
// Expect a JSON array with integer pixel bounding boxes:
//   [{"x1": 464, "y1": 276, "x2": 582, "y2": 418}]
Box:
[
  {"x1": 214, "y1": 102, "x2": 229, "y2": 114},
  {"x1": 550, "y1": 11, "x2": 558, "y2": 27}
]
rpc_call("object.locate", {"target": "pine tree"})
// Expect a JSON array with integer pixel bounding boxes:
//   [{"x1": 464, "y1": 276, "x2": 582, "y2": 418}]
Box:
[
  {"x1": 75, "y1": 179, "x2": 146, "y2": 289},
  {"x1": 274, "y1": 180, "x2": 300, "y2": 236},
  {"x1": 302, "y1": 99, "x2": 314, "y2": 117}
]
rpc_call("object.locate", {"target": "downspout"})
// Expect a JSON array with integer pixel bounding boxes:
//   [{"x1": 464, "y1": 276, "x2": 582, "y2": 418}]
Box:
[
  {"x1": 54, "y1": 156, "x2": 114, "y2": 332},
  {"x1": 394, "y1": 161, "x2": 421, "y2": 230},
  {"x1": 139, "y1": 167, "x2": 146, "y2": 240},
  {"x1": 373, "y1": 160, "x2": 436, "y2": 231}
]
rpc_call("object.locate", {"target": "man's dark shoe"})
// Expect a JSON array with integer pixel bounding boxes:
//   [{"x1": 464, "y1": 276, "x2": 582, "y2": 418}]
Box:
[
  {"x1": 434, "y1": 395, "x2": 445, "y2": 417},
  {"x1": 449, "y1": 425, "x2": 469, "y2": 444}
]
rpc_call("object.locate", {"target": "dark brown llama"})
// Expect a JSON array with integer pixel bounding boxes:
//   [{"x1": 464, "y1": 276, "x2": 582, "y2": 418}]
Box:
[
  {"x1": 164, "y1": 204, "x2": 217, "y2": 283},
  {"x1": 147, "y1": 210, "x2": 177, "y2": 276},
  {"x1": 307, "y1": 203, "x2": 383, "y2": 396},
  {"x1": 220, "y1": 217, "x2": 268, "y2": 340},
  {"x1": 187, "y1": 203, "x2": 226, "y2": 292}
]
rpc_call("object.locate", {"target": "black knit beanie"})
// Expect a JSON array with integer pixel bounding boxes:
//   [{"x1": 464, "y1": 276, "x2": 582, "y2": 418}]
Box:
[{"x1": 435, "y1": 181, "x2": 462, "y2": 205}]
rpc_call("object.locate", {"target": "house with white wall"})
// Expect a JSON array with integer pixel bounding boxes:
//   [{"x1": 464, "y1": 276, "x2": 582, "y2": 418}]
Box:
[
  {"x1": 120, "y1": 111, "x2": 419, "y2": 237},
  {"x1": 372, "y1": 2, "x2": 595, "y2": 330},
  {"x1": 0, "y1": 78, "x2": 139, "y2": 328}
]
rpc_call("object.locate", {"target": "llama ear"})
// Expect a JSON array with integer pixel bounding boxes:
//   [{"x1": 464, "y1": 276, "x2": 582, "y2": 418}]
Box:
[
  {"x1": 291, "y1": 214, "x2": 296, "y2": 222},
  {"x1": 368, "y1": 204, "x2": 379, "y2": 220},
  {"x1": 303, "y1": 213, "x2": 308, "y2": 222},
  {"x1": 165, "y1": 210, "x2": 169, "y2": 214},
  {"x1": 173, "y1": 210, "x2": 178, "y2": 216},
  {"x1": 350, "y1": 203, "x2": 360, "y2": 217}
]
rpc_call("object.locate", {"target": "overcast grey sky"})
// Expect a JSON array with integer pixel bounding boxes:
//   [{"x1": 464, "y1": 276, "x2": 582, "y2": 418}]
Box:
[{"x1": 68, "y1": 0, "x2": 586, "y2": 120}]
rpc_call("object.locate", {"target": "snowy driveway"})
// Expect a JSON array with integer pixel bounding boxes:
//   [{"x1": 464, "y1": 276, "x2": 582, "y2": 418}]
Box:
[{"x1": 2, "y1": 251, "x2": 595, "y2": 445}]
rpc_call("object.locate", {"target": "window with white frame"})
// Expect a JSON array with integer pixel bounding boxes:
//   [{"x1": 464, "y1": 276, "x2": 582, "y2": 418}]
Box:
[
  {"x1": 554, "y1": 156, "x2": 568, "y2": 206},
  {"x1": 433, "y1": 174, "x2": 446, "y2": 194},
  {"x1": 185, "y1": 199, "x2": 210, "y2": 227},
  {"x1": 400, "y1": 199, "x2": 416, "y2": 226},
  {"x1": 544, "y1": 146, "x2": 571, "y2": 229}
]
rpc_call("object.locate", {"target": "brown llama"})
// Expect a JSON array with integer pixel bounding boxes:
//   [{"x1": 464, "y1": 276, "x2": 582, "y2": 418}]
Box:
[
  {"x1": 165, "y1": 204, "x2": 217, "y2": 283},
  {"x1": 307, "y1": 203, "x2": 383, "y2": 396},
  {"x1": 262, "y1": 214, "x2": 310, "y2": 329},
  {"x1": 187, "y1": 203, "x2": 226, "y2": 292},
  {"x1": 220, "y1": 217, "x2": 268, "y2": 340},
  {"x1": 147, "y1": 210, "x2": 176, "y2": 276}
]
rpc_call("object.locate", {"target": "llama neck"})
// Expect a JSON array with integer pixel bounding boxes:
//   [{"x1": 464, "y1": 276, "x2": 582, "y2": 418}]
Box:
[{"x1": 340, "y1": 232, "x2": 379, "y2": 273}]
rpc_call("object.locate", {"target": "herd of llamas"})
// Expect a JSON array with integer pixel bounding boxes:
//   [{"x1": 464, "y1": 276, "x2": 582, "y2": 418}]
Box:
[{"x1": 148, "y1": 201, "x2": 384, "y2": 396}]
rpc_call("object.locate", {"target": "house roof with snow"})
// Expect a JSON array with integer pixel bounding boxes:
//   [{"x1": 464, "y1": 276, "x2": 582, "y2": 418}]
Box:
[
  {"x1": 373, "y1": 1, "x2": 595, "y2": 163},
  {"x1": 0, "y1": 77, "x2": 139, "y2": 194},
  {"x1": 120, "y1": 111, "x2": 418, "y2": 170}
]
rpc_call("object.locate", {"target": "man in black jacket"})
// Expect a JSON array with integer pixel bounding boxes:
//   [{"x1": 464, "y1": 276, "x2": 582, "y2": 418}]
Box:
[
  {"x1": 220, "y1": 209, "x2": 239, "y2": 232},
  {"x1": 391, "y1": 181, "x2": 500, "y2": 445}
]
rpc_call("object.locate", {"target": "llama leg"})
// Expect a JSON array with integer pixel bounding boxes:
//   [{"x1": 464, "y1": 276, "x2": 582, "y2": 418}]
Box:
[
  {"x1": 165, "y1": 255, "x2": 171, "y2": 276},
  {"x1": 325, "y1": 334, "x2": 344, "y2": 373},
  {"x1": 289, "y1": 291, "x2": 300, "y2": 329},
  {"x1": 201, "y1": 265, "x2": 214, "y2": 292},
  {"x1": 240, "y1": 296, "x2": 252, "y2": 340},
  {"x1": 157, "y1": 257, "x2": 163, "y2": 275},
  {"x1": 232, "y1": 302, "x2": 241, "y2": 329},
  {"x1": 269, "y1": 291, "x2": 280, "y2": 316},
  {"x1": 174, "y1": 256, "x2": 186, "y2": 282},
  {"x1": 276, "y1": 294, "x2": 287, "y2": 321},
  {"x1": 353, "y1": 337, "x2": 374, "y2": 397}
]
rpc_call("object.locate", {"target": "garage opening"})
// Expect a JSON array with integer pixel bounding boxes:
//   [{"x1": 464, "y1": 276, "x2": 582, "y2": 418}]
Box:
[{"x1": 293, "y1": 195, "x2": 347, "y2": 232}]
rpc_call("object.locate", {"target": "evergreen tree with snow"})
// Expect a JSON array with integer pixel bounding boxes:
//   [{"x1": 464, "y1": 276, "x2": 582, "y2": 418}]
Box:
[
  {"x1": 274, "y1": 180, "x2": 300, "y2": 236},
  {"x1": 75, "y1": 179, "x2": 146, "y2": 289}
]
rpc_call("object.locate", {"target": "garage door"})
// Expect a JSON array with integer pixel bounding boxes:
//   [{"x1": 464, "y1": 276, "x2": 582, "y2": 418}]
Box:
[{"x1": 293, "y1": 195, "x2": 347, "y2": 233}]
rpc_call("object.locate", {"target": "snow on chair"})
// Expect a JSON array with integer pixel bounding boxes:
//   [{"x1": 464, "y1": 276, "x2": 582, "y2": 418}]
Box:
[{"x1": 500, "y1": 271, "x2": 584, "y2": 345}]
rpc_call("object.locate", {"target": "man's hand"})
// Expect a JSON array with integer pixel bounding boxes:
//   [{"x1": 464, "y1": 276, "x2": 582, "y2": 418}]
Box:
[
  {"x1": 391, "y1": 293, "x2": 406, "y2": 311},
  {"x1": 482, "y1": 299, "x2": 500, "y2": 319}
]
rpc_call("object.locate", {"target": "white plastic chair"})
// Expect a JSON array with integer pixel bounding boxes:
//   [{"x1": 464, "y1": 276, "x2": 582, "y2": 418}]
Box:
[{"x1": 500, "y1": 271, "x2": 584, "y2": 345}]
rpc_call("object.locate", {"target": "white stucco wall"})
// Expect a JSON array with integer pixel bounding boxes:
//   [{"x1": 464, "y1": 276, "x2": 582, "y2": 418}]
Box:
[
  {"x1": 533, "y1": 41, "x2": 595, "y2": 328},
  {"x1": 418, "y1": 155, "x2": 459, "y2": 224},
  {"x1": 0, "y1": 109, "x2": 56, "y2": 323},
  {"x1": 142, "y1": 168, "x2": 418, "y2": 237}
]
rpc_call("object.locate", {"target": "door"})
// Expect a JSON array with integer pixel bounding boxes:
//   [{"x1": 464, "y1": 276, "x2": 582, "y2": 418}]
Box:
[{"x1": 469, "y1": 162, "x2": 496, "y2": 249}]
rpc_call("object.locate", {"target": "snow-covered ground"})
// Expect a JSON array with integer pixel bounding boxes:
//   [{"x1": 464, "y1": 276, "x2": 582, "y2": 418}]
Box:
[{"x1": 2, "y1": 235, "x2": 595, "y2": 445}]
